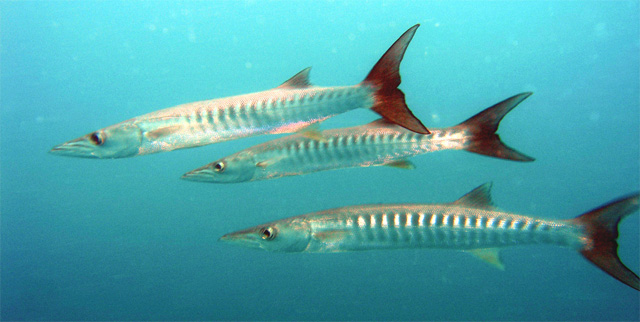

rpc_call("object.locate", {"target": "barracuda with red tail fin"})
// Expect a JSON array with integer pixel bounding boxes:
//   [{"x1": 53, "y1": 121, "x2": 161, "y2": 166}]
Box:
[
  {"x1": 220, "y1": 183, "x2": 639, "y2": 291},
  {"x1": 183, "y1": 93, "x2": 534, "y2": 183},
  {"x1": 50, "y1": 25, "x2": 428, "y2": 159}
]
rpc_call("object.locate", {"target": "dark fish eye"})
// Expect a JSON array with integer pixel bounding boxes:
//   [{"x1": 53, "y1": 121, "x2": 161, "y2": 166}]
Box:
[
  {"x1": 260, "y1": 227, "x2": 276, "y2": 240},
  {"x1": 89, "y1": 132, "x2": 104, "y2": 146},
  {"x1": 213, "y1": 161, "x2": 225, "y2": 172}
]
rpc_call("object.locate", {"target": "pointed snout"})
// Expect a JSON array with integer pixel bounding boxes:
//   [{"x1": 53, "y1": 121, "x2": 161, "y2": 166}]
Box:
[
  {"x1": 218, "y1": 229, "x2": 263, "y2": 249},
  {"x1": 49, "y1": 140, "x2": 97, "y2": 158},
  {"x1": 181, "y1": 167, "x2": 215, "y2": 182}
]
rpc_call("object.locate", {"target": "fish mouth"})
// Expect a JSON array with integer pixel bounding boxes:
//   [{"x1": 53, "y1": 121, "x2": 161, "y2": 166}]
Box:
[
  {"x1": 218, "y1": 232, "x2": 263, "y2": 249},
  {"x1": 49, "y1": 141, "x2": 97, "y2": 158},
  {"x1": 181, "y1": 168, "x2": 215, "y2": 182}
]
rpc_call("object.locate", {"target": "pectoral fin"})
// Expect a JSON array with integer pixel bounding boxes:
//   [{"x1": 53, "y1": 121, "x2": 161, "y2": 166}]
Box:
[
  {"x1": 145, "y1": 125, "x2": 183, "y2": 140},
  {"x1": 256, "y1": 156, "x2": 285, "y2": 169},
  {"x1": 382, "y1": 160, "x2": 416, "y2": 170},
  {"x1": 313, "y1": 229, "x2": 351, "y2": 243},
  {"x1": 468, "y1": 248, "x2": 505, "y2": 270}
]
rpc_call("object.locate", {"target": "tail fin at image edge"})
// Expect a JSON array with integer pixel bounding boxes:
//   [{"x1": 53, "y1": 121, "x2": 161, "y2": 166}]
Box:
[{"x1": 573, "y1": 193, "x2": 640, "y2": 291}]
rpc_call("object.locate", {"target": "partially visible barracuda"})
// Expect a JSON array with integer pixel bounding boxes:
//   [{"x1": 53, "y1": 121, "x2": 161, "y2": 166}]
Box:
[
  {"x1": 220, "y1": 183, "x2": 640, "y2": 291},
  {"x1": 50, "y1": 25, "x2": 428, "y2": 159},
  {"x1": 182, "y1": 93, "x2": 534, "y2": 183}
]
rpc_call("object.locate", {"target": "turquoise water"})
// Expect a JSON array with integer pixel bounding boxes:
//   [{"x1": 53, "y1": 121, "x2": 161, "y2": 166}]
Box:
[{"x1": 2, "y1": 1, "x2": 639, "y2": 321}]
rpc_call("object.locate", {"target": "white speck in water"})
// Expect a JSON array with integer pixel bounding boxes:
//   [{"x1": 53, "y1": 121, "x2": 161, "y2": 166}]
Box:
[
  {"x1": 431, "y1": 113, "x2": 440, "y2": 122},
  {"x1": 188, "y1": 28, "x2": 197, "y2": 43},
  {"x1": 245, "y1": 62, "x2": 253, "y2": 69},
  {"x1": 594, "y1": 22, "x2": 607, "y2": 38},
  {"x1": 434, "y1": 22, "x2": 440, "y2": 28}
]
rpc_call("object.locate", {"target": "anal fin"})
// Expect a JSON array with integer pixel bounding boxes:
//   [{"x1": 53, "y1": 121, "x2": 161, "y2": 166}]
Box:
[
  {"x1": 382, "y1": 159, "x2": 415, "y2": 170},
  {"x1": 468, "y1": 248, "x2": 505, "y2": 270}
]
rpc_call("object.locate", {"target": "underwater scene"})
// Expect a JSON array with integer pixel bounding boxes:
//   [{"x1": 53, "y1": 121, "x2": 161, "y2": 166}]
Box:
[{"x1": 2, "y1": 1, "x2": 639, "y2": 321}]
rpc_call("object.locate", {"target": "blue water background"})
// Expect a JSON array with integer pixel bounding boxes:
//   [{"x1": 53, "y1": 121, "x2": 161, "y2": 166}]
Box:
[{"x1": 2, "y1": 1, "x2": 639, "y2": 321}]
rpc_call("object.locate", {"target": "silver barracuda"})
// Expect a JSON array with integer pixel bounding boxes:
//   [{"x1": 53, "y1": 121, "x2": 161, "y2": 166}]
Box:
[
  {"x1": 220, "y1": 183, "x2": 640, "y2": 291},
  {"x1": 49, "y1": 25, "x2": 429, "y2": 159},
  {"x1": 183, "y1": 93, "x2": 534, "y2": 183}
]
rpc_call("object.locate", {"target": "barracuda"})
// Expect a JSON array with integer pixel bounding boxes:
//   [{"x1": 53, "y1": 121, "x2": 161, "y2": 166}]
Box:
[
  {"x1": 183, "y1": 93, "x2": 534, "y2": 183},
  {"x1": 49, "y1": 25, "x2": 428, "y2": 159},
  {"x1": 220, "y1": 183, "x2": 640, "y2": 291}
]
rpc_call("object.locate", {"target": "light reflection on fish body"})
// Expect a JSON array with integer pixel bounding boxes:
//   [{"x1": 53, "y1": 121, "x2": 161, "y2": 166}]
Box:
[{"x1": 183, "y1": 93, "x2": 534, "y2": 183}]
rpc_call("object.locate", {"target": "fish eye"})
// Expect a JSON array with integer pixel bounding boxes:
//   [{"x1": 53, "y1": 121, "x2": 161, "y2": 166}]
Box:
[
  {"x1": 89, "y1": 132, "x2": 105, "y2": 146},
  {"x1": 213, "y1": 161, "x2": 225, "y2": 173},
  {"x1": 260, "y1": 227, "x2": 276, "y2": 240}
]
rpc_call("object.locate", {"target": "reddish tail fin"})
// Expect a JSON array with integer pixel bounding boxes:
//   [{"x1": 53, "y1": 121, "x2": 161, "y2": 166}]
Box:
[
  {"x1": 456, "y1": 92, "x2": 535, "y2": 162},
  {"x1": 573, "y1": 193, "x2": 640, "y2": 291},
  {"x1": 364, "y1": 24, "x2": 430, "y2": 135}
]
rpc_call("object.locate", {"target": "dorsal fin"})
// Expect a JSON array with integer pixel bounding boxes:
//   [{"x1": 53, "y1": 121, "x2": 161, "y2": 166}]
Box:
[
  {"x1": 276, "y1": 67, "x2": 312, "y2": 89},
  {"x1": 453, "y1": 183, "x2": 496, "y2": 210}
]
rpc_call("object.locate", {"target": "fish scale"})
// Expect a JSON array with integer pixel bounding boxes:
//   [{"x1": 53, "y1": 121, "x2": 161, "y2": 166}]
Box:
[
  {"x1": 134, "y1": 87, "x2": 372, "y2": 152},
  {"x1": 303, "y1": 205, "x2": 581, "y2": 253}
]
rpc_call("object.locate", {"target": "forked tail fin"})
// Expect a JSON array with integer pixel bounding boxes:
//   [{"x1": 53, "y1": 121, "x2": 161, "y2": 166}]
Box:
[
  {"x1": 363, "y1": 24, "x2": 430, "y2": 135},
  {"x1": 572, "y1": 193, "x2": 640, "y2": 291},
  {"x1": 455, "y1": 92, "x2": 535, "y2": 162}
]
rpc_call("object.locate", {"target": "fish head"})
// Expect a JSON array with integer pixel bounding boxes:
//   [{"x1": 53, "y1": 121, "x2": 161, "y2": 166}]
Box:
[
  {"x1": 50, "y1": 123, "x2": 143, "y2": 158},
  {"x1": 219, "y1": 218, "x2": 311, "y2": 252},
  {"x1": 181, "y1": 152, "x2": 256, "y2": 183}
]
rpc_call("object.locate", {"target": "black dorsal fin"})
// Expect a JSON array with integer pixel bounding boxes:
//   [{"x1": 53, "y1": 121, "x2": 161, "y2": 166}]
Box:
[
  {"x1": 452, "y1": 183, "x2": 496, "y2": 210},
  {"x1": 276, "y1": 67, "x2": 312, "y2": 89}
]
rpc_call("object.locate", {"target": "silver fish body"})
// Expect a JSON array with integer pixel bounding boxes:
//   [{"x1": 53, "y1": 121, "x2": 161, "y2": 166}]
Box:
[
  {"x1": 185, "y1": 122, "x2": 462, "y2": 182},
  {"x1": 220, "y1": 183, "x2": 640, "y2": 291},
  {"x1": 221, "y1": 184, "x2": 584, "y2": 253}
]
